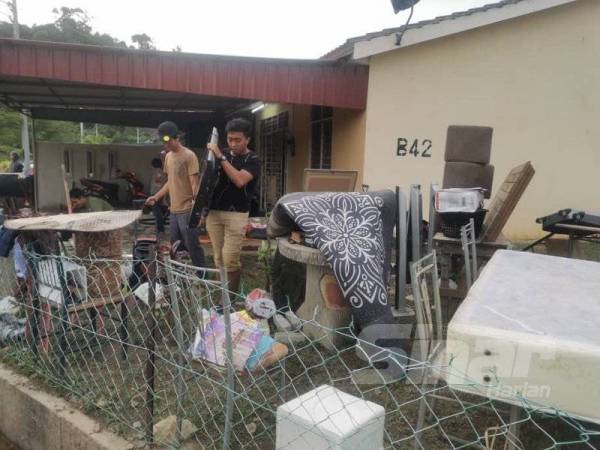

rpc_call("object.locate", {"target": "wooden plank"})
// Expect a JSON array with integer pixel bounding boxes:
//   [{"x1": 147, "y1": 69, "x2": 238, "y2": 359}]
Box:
[
  {"x1": 67, "y1": 296, "x2": 123, "y2": 313},
  {"x1": 482, "y1": 161, "x2": 535, "y2": 241},
  {"x1": 61, "y1": 163, "x2": 72, "y2": 214},
  {"x1": 484, "y1": 163, "x2": 534, "y2": 240}
]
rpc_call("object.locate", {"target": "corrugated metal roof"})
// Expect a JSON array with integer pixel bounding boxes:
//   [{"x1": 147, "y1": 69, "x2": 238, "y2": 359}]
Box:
[
  {"x1": 322, "y1": 0, "x2": 530, "y2": 60},
  {"x1": 0, "y1": 39, "x2": 369, "y2": 110}
]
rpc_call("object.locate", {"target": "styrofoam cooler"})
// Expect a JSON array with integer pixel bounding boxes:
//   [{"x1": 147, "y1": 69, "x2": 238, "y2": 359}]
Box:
[
  {"x1": 435, "y1": 188, "x2": 485, "y2": 213},
  {"x1": 276, "y1": 385, "x2": 385, "y2": 450}
]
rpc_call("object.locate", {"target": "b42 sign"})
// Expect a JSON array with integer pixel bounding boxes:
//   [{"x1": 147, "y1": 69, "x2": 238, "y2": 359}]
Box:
[{"x1": 397, "y1": 138, "x2": 432, "y2": 158}]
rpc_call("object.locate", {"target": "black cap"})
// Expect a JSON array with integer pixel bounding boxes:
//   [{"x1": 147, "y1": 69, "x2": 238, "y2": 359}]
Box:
[{"x1": 157, "y1": 121, "x2": 179, "y2": 142}]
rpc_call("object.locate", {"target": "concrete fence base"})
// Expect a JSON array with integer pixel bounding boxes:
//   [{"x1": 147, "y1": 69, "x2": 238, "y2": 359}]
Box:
[{"x1": 0, "y1": 362, "x2": 132, "y2": 450}]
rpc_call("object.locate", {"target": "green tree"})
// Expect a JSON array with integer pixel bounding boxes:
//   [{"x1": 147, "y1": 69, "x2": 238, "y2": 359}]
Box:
[
  {"x1": 131, "y1": 33, "x2": 155, "y2": 50},
  {"x1": 82, "y1": 134, "x2": 110, "y2": 144},
  {"x1": 0, "y1": 6, "x2": 159, "y2": 165},
  {"x1": 0, "y1": 7, "x2": 128, "y2": 46},
  {"x1": 0, "y1": 107, "x2": 21, "y2": 171},
  {"x1": 34, "y1": 119, "x2": 79, "y2": 143},
  {"x1": 0, "y1": 107, "x2": 21, "y2": 154}
]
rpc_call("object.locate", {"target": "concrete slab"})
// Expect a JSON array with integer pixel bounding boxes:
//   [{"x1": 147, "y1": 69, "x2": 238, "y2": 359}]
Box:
[{"x1": 0, "y1": 363, "x2": 132, "y2": 450}]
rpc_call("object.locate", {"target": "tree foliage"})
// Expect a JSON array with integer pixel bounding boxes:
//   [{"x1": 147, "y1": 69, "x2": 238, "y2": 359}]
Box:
[
  {"x1": 131, "y1": 33, "x2": 155, "y2": 50},
  {"x1": 0, "y1": 7, "x2": 159, "y2": 165},
  {"x1": 0, "y1": 7, "x2": 128, "y2": 47}
]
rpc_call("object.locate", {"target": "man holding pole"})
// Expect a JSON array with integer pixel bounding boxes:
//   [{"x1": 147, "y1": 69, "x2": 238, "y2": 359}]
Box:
[
  {"x1": 145, "y1": 121, "x2": 205, "y2": 267},
  {"x1": 205, "y1": 118, "x2": 261, "y2": 293}
]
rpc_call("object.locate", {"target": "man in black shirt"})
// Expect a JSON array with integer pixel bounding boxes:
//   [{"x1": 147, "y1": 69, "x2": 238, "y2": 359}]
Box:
[{"x1": 206, "y1": 118, "x2": 261, "y2": 293}]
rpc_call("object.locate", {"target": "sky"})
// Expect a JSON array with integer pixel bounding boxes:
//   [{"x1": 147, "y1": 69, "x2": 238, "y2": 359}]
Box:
[{"x1": 13, "y1": 0, "x2": 493, "y2": 59}]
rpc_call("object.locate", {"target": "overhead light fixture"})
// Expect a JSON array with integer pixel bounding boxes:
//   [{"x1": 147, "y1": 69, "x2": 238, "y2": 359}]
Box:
[
  {"x1": 251, "y1": 102, "x2": 265, "y2": 114},
  {"x1": 391, "y1": 0, "x2": 420, "y2": 13}
]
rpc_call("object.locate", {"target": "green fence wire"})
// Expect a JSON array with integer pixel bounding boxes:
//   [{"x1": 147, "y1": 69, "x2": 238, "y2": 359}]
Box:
[{"x1": 0, "y1": 242, "x2": 598, "y2": 450}]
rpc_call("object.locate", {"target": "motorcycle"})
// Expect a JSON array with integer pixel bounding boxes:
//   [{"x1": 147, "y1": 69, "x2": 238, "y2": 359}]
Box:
[{"x1": 116, "y1": 170, "x2": 148, "y2": 203}]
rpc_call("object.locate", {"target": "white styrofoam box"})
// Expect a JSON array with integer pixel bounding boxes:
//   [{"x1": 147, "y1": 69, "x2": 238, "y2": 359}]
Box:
[
  {"x1": 133, "y1": 282, "x2": 169, "y2": 306},
  {"x1": 434, "y1": 188, "x2": 484, "y2": 213},
  {"x1": 37, "y1": 259, "x2": 87, "y2": 305},
  {"x1": 445, "y1": 250, "x2": 600, "y2": 424},
  {"x1": 276, "y1": 385, "x2": 385, "y2": 450}
]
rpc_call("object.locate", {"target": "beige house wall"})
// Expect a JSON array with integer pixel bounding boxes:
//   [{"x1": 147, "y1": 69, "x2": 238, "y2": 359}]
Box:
[
  {"x1": 332, "y1": 109, "x2": 366, "y2": 188},
  {"x1": 256, "y1": 104, "x2": 366, "y2": 196},
  {"x1": 363, "y1": 0, "x2": 600, "y2": 239}
]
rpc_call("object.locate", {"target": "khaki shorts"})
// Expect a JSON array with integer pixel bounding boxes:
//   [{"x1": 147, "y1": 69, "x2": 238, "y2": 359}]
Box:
[{"x1": 206, "y1": 210, "x2": 249, "y2": 271}]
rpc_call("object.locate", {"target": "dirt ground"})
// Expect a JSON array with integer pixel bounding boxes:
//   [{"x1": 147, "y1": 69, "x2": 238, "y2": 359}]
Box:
[{"x1": 1, "y1": 228, "x2": 600, "y2": 449}]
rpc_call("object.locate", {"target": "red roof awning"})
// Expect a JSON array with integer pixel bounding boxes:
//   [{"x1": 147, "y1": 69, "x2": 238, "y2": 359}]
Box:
[{"x1": 0, "y1": 39, "x2": 368, "y2": 111}]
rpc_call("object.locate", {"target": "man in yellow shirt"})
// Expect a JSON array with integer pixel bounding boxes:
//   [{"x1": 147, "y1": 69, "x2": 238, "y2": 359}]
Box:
[{"x1": 145, "y1": 122, "x2": 205, "y2": 267}]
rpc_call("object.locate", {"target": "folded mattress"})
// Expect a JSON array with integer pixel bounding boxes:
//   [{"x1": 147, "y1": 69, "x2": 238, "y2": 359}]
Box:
[{"x1": 445, "y1": 250, "x2": 600, "y2": 423}]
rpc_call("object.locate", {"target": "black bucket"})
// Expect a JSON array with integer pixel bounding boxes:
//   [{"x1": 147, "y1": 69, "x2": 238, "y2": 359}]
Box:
[{"x1": 439, "y1": 209, "x2": 487, "y2": 239}]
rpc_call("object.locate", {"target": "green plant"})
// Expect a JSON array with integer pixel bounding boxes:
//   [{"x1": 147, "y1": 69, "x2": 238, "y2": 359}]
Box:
[{"x1": 256, "y1": 239, "x2": 276, "y2": 291}]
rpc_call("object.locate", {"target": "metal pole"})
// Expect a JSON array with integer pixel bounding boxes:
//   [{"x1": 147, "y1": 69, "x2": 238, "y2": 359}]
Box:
[
  {"x1": 10, "y1": 0, "x2": 19, "y2": 38},
  {"x1": 25, "y1": 241, "x2": 40, "y2": 356},
  {"x1": 166, "y1": 259, "x2": 186, "y2": 449},
  {"x1": 394, "y1": 187, "x2": 400, "y2": 309},
  {"x1": 30, "y1": 117, "x2": 38, "y2": 211},
  {"x1": 507, "y1": 405, "x2": 522, "y2": 450},
  {"x1": 55, "y1": 238, "x2": 74, "y2": 378},
  {"x1": 220, "y1": 267, "x2": 234, "y2": 450},
  {"x1": 10, "y1": 0, "x2": 32, "y2": 172},
  {"x1": 427, "y1": 183, "x2": 439, "y2": 253},
  {"x1": 410, "y1": 185, "x2": 422, "y2": 264},
  {"x1": 394, "y1": 187, "x2": 409, "y2": 311},
  {"x1": 21, "y1": 111, "x2": 30, "y2": 172},
  {"x1": 80, "y1": 123, "x2": 84, "y2": 143},
  {"x1": 144, "y1": 246, "x2": 157, "y2": 445}
]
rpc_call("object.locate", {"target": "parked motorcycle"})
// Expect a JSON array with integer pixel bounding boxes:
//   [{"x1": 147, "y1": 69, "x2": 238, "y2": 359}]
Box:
[
  {"x1": 79, "y1": 178, "x2": 117, "y2": 204},
  {"x1": 116, "y1": 170, "x2": 148, "y2": 203}
]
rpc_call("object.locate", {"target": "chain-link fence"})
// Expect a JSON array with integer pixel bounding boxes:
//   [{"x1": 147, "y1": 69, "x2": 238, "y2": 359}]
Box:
[{"x1": 0, "y1": 242, "x2": 599, "y2": 450}]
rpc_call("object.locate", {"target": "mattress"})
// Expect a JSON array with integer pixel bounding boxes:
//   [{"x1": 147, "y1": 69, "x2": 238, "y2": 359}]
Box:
[{"x1": 445, "y1": 250, "x2": 600, "y2": 423}]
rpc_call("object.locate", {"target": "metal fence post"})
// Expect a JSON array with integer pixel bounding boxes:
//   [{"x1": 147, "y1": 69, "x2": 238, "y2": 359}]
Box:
[
  {"x1": 220, "y1": 267, "x2": 234, "y2": 450},
  {"x1": 166, "y1": 258, "x2": 186, "y2": 449},
  {"x1": 55, "y1": 239, "x2": 74, "y2": 378},
  {"x1": 25, "y1": 241, "x2": 41, "y2": 356},
  {"x1": 144, "y1": 245, "x2": 157, "y2": 445}
]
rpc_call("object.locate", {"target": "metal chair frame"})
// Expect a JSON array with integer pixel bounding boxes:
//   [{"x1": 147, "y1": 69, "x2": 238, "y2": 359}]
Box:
[{"x1": 461, "y1": 218, "x2": 478, "y2": 290}]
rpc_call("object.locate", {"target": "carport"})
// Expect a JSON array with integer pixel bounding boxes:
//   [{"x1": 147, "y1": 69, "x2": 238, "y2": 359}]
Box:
[{"x1": 0, "y1": 38, "x2": 368, "y2": 210}]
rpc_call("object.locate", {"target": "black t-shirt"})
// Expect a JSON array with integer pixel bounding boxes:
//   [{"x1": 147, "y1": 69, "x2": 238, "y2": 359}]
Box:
[
  {"x1": 9, "y1": 161, "x2": 23, "y2": 173},
  {"x1": 210, "y1": 149, "x2": 261, "y2": 212}
]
